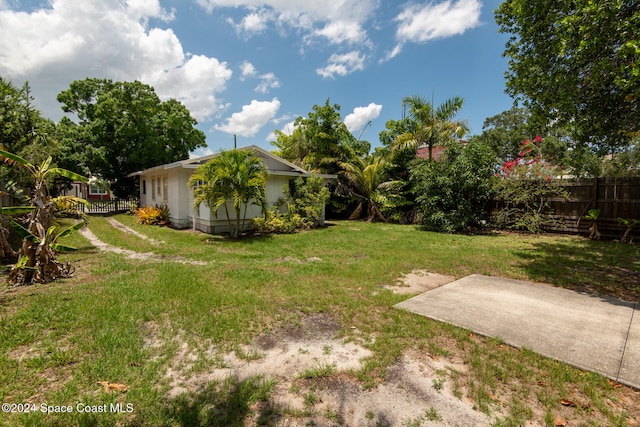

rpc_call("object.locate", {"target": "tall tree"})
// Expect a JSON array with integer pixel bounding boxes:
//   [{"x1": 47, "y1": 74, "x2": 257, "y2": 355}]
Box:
[
  {"x1": 272, "y1": 99, "x2": 368, "y2": 173},
  {"x1": 188, "y1": 149, "x2": 267, "y2": 239},
  {"x1": 495, "y1": 0, "x2": 640, "y2": 152},
  {"x1": 0, "y1": 77, "x2": 57, "y2": 187},
  {"x1": 56, "y1": 78, "x2": 206, "y2": 197},
  {"x1": 393, "y1": 95, "x2": 469, "y2": 159},
  {"x1": 471, "y1": 106, "x2": 534, "y2": 162}
]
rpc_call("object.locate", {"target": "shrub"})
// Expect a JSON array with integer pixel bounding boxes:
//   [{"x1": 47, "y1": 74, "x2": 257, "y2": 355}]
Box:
[
  {"x1": 136, "y1": 204, "x2": 170, "y2": 225},
  {"x1": 252, "y1": 207, "x2": 304, "y2": 234},
  {"x1": 287, "y1": 176, "x2": 330, "y2": 225},
  {"x1": 411, "y1": 141, "x2": 497, "y2": 233},
  {"x1": 252, "y1": 176, "x2": 330, "y2": 234},
  {"x1": 493, "y1": 136, "x2": 568, "y2": 233}
]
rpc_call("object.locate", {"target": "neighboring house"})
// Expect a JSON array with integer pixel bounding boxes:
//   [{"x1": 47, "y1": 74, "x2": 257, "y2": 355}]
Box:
[
  {"x1": 129, "y1": 145, "x2": 324, "y2": 234},
  {"x1": 63, "y1": 179, "x2": 114, "y2": 201}
]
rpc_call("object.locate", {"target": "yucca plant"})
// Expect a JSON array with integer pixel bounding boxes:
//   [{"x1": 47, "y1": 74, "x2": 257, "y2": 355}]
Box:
[{"x1": 0, "y1": 148, "x2": 88, "y2": 285}]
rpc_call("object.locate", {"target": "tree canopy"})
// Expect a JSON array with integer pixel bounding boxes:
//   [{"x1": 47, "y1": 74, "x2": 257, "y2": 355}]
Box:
[
  {"x1": 0, "y1": 77, "x2": 57, "y2": 188},
  {"x1": 56, "y1": 78, "x2": 206, "y2": 197},
  {"x1": 272, "y1": 99, "x2": 369, "y2": 174},
  {"x1": 392, "y1": 95, "x2": 469, "y2": 159},
  {"x1": 495, "y1": 0, "x2": 640, "y2": 152}
]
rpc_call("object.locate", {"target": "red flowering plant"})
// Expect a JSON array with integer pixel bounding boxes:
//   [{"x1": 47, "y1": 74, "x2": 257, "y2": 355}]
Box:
[{"x1": 493, "y1": 136, "x2": 568, "y2": 232}]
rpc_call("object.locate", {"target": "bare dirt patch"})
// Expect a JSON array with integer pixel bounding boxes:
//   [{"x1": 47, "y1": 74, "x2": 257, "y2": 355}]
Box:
[
  {"x1": 384, "y1": 270, "x2": 456, "y2": 295},
  {"x1": 157, "y1": 313, "x2": 489, "y2": 426}
]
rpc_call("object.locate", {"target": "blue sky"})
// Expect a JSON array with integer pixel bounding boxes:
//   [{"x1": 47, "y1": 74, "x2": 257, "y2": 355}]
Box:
[{"x1": 0, "y1": 0, "x2": 514, "y2": 157}]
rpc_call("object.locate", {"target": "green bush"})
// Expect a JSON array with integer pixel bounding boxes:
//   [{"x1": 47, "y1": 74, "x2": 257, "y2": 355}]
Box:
[
  {"x1": 493, "y1": 137, "x2": 568, "y2": 233},
  {"x1": 252, "y1": 207, "x2": 304, "y2": 234},
  {"x1": 252, "y1": 176, "x2": 330, "y2": 234},
  {"x1": 410, "y1": 141, "x2": 497, "y2": 233}
]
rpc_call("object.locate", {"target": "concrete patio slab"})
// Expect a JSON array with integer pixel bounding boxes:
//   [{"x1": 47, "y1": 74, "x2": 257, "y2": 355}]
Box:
[{"x1": 395, "y1": 274, "x2": 639, "y2": 389}]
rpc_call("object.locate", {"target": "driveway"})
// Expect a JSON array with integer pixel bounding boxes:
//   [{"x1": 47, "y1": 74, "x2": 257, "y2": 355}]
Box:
[{"x1": 395, "y1": 274, "x2": 639, "y2": 389}]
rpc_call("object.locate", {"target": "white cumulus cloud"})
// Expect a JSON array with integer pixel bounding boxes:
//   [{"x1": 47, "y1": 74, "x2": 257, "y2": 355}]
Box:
[
  {"x1": 344, "y1": 103, "x2": 383, "y2": 133},
  {"x1": 0, "y1": 0, "x2": 231, "y2": 121},
  {"x1": 240, "y1": 61, "x2": 258, "y2": 80},
  {"x1": 215, "y1": 98, "x2": 281, "y2": 137},
  {"x1": 394, "y1": 0, "x2": 482, "y2": 45},
  {"x1": 316, "y1": 51, "x2": 366, "y2": 79}
]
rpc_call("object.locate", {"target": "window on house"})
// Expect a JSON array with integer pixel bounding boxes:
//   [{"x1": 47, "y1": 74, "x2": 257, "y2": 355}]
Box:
[
  {"x1": 163, "y1": 176, "x2": 168, "y2": 202},
  {"x1": 151, "y1": 178, "x2": 156, "y2": 200},
  {"x1": 89, "y1": 185, "x2": 108, "y2": 195},
  {"x1": 156, "y1": 178, "x2": 162, "y2": 200},
  {"x1": 142, "y1": 180, "x2": 146, "y2": 195}
]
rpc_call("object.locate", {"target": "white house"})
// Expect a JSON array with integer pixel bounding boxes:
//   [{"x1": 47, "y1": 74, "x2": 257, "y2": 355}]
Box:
[{"x1": 129, "y1": 146, "x2": 319, "y2": 234}]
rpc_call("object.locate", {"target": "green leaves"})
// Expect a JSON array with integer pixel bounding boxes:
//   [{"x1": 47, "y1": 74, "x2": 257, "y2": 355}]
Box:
[
  {"x1": 495, "y1": 0, "x2": 640, "y2": 149},
  {"x1": 56, "y1": 78, "x2": 206, "y2": 197},
  {"x1": 393, "y1": 95, "x2": 468, "y2": 159},
  {"x1": 189, "y1": 149, "x2": 268, "y2": 238}
]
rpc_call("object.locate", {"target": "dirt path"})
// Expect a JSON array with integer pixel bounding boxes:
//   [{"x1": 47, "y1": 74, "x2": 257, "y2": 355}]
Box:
[
  {"x1": 104, "y1": 217, "x2": 164, "y2": 245},
  {"x1": 77, "y1": 221, "x2": 207, "y2": 265}
]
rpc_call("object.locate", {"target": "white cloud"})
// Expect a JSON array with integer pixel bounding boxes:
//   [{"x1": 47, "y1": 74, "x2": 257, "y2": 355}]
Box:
[
  {"x1": 313, "y1": 19, "x2": 368, "y2": 45},
  {"x1": 394, "y1": 0, "x2": 482, "y2": 44},
  {"x1": 0, "y1": 0, "x2": 231, "y2": 121},
  {"x1": 344, "y1": 103, "x2": 383, "y2": 133},
  {"x1": 266, "y1": 119, "x2": 298, "y2": 142},
  {"x1": 197, "y1": 0, "x2": 377, "y2": 45},
  {"x1": 381, "y1": 43, "x2": 404, "y2": 63},
  {"x1": 215, "y1": 98, "x2": 281, "y2": 137},
  {"x1": 228, "y1": 7, "x2": 274, "y2": 36},
  {"x1": 255, "y1": 72, "x2": 280, "y2": 93},
  {"x1": 145, "y1": 54, "x2": 232, "y2": 121},
  {"x1": 240, "y1": 61, "x2": 257, "y2": 80},
  {"x1": 126, "y1": 0, "x2": 175, "y2": 22},
  {"x1": 239, "y1": 62, "x2": 280, "y2": 93},
  {"x1": 266, "y1": 119, "x2": 297, "y2": 143},
  {"x1": 316, "y1": 51, "x2": 366, "y2": 79}
]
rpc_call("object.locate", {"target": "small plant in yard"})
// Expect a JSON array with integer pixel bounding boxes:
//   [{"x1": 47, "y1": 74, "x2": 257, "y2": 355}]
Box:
[
  {"x1": 135, "y1": 204, "x2": 170, "y2": 225},
  {"x1": 298, "y1": 363, "x2": 336, "y2": 379},
  {"x1": 252, "y1": 206, "x2": 304, "y2": 234},
  {"x1": 583, "y1": 208, "x2": 602, "y2": 240},
  {"x1": 432, "y1": 377, "x2": 445, "y2": 391},
  {"x1": 494, "y1": 136, "x2": 568, "y2": 233},
  {"x1": 618, "y1": 217, "x2": 639, "y2": 243}
]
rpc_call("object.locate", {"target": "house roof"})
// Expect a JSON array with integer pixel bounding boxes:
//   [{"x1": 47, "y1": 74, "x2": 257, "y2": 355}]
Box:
[{"x1": 128, "y1": 145, "x2": 326, "y2": 178}]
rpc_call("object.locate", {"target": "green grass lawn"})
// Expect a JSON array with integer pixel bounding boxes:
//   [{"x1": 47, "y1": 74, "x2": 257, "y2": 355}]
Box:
[{"x1": 1, "y1": 216, "x2": 638, "y2": 426}]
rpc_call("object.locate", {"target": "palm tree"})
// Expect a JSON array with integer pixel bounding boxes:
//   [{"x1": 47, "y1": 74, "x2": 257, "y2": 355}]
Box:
[
  {"x1": 393, "y1": 95, "x2": 469, "y2": 160},
  {"x1": 188, "y1": 149, "x2": 267, "y2": 238},
  {"x1": 338, "y1": 155, "x2": 392, "y2": 221}
]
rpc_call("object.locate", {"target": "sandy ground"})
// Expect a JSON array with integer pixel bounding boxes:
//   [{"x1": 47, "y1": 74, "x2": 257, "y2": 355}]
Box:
[{"x1": 144, "y1": 271, "x2": 491, "y2": 427}]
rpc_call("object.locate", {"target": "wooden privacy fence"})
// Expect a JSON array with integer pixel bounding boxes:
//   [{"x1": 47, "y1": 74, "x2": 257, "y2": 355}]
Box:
[{"x1": 543, "y1": 177, "x2": 640, "y2": 239}]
